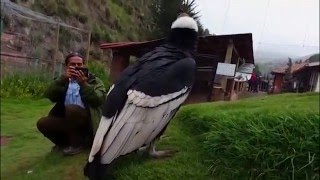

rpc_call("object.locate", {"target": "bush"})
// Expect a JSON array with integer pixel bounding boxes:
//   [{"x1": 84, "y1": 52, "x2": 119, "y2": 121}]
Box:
[
  {"x1": 32, "y1": 0, "x2": 58, "y2": 16},
  {"x1": 0, "y1": 71, "x2": 51, "y2": 98},
  {"x1": 1, "y1": 60, "x2": 111, "y2": 99},
  {"x1": 177, "y1": 94, "x2": 320, "y2": 180},
  {"x1": 91, "y1": 24, "x2": 113, "y2": 43},
  {"x1": 87, "y1": 60, "x2": 111, "y2": 90},
  {"x1": 76, "y1": 13, "x2": 88, "y2": 24}
]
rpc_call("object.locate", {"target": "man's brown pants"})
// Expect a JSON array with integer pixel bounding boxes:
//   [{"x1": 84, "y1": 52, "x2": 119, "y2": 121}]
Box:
[{"x1": 37, "y1": 105, "x2": 92, "y2": 148}]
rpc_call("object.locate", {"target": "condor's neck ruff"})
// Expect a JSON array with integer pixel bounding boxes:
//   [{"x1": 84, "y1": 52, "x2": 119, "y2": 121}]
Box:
[{"x1": 167, "y1": 16, "x2": 198, "y2": 51}]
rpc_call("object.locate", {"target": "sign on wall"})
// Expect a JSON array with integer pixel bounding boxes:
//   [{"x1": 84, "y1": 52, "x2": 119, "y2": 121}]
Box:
[
  {"x1": 216, "y1": 63, "x2": 236, "y2": 77},
  {"x1": 234, "y1": 63, "x2": 255, "y2": 82}
]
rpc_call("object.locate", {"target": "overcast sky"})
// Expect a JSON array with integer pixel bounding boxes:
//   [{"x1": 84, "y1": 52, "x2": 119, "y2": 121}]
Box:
[{"x1": 195, "y1": 0, "x2": 319, "y2": 62}]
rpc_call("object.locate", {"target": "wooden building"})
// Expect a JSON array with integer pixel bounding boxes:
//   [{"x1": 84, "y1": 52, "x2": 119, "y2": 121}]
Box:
[
  {"x1": 271, "y1": 54, "x2": 320, "y2": 93},
  {"x1": 100, "y1": 33, "x2": 254, "y2": 103}
]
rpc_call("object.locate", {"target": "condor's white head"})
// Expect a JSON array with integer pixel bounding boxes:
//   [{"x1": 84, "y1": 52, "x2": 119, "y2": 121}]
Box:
[
  {"x1": 168, "y1": 13, "x2": 198, "y2": 51},
  {"x1": 171, "y1": 13, "x2": 198, "y2": 32}
]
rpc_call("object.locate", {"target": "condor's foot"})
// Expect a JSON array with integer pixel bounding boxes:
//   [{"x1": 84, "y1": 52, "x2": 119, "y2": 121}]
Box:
[
  {"x1": 148, "y1": 141, "x2": 178, "y2": 159},
  {"x1": 149, "y1": 149, "x2": 178, "y2": 158}
]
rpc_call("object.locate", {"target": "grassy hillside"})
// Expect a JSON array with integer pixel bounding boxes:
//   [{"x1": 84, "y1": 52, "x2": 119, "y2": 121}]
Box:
[
  {"x1": 1, "y1": 93, "x2": 319, "y2": 179},
  {"x1": 4, "y1": 0, "x2": 154, "y2": 61},
  {"x1": 30, "y1": 0, "x2": 154, "y2": 42}
]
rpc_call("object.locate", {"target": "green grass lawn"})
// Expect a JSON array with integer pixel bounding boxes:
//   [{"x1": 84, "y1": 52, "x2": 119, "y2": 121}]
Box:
[
  {"x1": 1, "y1": 93, "x2": 319, "y2": 180},
  {"x1": 0, "y1": 98, "x2": 210, "y2": 180}
]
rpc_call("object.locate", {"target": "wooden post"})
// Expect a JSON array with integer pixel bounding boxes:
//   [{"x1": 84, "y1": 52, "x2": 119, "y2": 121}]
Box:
[
  {"x1": 53, "y1": 23, "x2": 60, "y2": 77},
  {"x1": 309, "y1": 72, "x2": 315, "y2": 92},
  {"x1": 225, "y1": 40, "x2": 233, "y2": 63},
  {"x1": 236, "y1": 57, "x2": 241, "y2": 68},
  {"x1": 231, "y1": 53, "x2": 241, "y2": 98},
  {"x1": 110, "y1": 51, "x2": 130, "y2": 83},
  {"x1": 236, "y1": 81, "x2": 240, "y2": 92},
  {"x1": 86, "y1": 30, "x2": 91, "y2": 65},
  {"x1": 221, "y1": 40, "x2": 234, "y2": 90},
  {"x1": 2, "y1": 59, "x2": 6, "y2": 78},
  {"x1": 223, "y1": 40, "x2": 235, "y2": 100}
]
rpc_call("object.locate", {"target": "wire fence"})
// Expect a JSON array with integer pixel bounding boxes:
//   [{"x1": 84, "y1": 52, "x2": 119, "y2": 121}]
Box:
[{"x1": 0, "y1": 0, "x2": 91, "y2": 78}]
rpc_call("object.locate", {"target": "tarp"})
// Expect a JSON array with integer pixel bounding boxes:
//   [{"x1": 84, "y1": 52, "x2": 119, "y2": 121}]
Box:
[{"x1": 234, "y1": 63, "x2": 255, "y2": 82}]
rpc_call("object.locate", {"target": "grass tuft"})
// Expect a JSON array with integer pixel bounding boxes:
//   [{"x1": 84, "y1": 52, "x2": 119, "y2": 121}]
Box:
[{"x1": 177, "y1": 93, "x2": 320, "y2": 179}]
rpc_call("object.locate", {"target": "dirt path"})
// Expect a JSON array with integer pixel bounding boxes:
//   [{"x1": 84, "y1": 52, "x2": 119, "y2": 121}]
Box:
[{"x1": 238, "y1": 91, "x2": 268, "y2": 99}]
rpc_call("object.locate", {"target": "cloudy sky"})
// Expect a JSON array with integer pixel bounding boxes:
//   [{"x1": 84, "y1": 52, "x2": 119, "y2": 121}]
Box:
[{"x1": 195, "y1": 0, "x2": 319, "y2": 62}]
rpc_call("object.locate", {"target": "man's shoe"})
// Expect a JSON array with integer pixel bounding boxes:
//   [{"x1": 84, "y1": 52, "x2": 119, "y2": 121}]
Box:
[{"x1": 62, "y1": 146, "x2": 84, "y2": 156}]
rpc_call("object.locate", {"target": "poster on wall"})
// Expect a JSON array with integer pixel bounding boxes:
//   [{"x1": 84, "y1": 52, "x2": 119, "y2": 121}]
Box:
[
  {"x1": 234, "y1": 63, "x2": 255, "y2": 82},
  {"x1": 216, "y1": 63, "x2": 236, "y2": 77}
]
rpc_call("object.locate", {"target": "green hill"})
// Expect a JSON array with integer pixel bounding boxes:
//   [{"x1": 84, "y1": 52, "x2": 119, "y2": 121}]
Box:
[
  {"x1": 2, "y1": 0, "x2": 154, "y2": 61},
  {"x1": 29, "y1": 0, "x2": 154, "y2": 42}
]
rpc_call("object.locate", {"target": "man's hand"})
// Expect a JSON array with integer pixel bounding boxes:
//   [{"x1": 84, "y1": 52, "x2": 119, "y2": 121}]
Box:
[
  {"x1": 65, "y1": 66, "x2": 79, "y2": 78},
  {"x1": 64, "y1": 66, "x2": 88, "y2": 84},
  {"x1": 75, "y1": 69, "x2": 88, "y2": 85}
]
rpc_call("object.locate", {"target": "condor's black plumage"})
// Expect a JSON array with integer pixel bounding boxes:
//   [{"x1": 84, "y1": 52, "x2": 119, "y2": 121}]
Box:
[
  {"x1": 84, "y1": 14, "x2": 198, "y2": 180},
  {"x1": 102, "y1": 44, "x2": 195, "y2": 118}
]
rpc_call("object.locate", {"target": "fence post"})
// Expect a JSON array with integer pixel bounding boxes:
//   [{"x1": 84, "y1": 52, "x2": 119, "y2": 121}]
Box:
[
  {"x1": 53, "y1": 23, "x2": 60, "y2": 77},
  {"x1": 86, "y1": 30, "x2": 91, "y2": 65},
  {"x1": 2, "y1": 59, "x2": 6, "y2": 79},
  {"x1": 59, "y1": 62, "x2": 63, "y2": 76},
  {"x1": 35, "y1": 58, "x2": 39, "y2": 69}
]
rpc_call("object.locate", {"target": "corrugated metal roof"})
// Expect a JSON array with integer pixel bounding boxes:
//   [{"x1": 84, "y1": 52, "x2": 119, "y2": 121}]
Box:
[
  {"x1": 308, "y1": 61, "x2": 320, "y2": 67},
  {"x1": 100, "y1": 33, "x2": 254, "y2": 63},
  {"x1": 100, "y1": 39, "x2": 163, "y2": 49},
  {"x1": 272, "y1": 62, "x2": 308, "y2": 74},
  {"x1": 272, "y1": 54, "x2": 319, "y2": 74}
]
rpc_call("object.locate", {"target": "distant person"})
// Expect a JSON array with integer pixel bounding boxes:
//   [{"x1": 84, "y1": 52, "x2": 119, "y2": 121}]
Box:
[
  {"x1": 37, "y1": 52, "x2": 106, "y2": 155},
  {"x1": 248, "y1": 72, "x2": 257, "y2": 92},
  {"x1": 248, "y1": 79, "x2": 252, "y2": 91},
  {"x1": 256, "y1": 76, "x2": 262, "y2": 92}
]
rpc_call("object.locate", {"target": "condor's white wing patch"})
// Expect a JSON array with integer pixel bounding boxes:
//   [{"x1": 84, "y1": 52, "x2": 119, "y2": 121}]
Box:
[
  {"x1": 88, "y1": 115, "x2": 115, "y2": 162},
  {"x1": 107, "y1": 84, "x2": 115, "y2": 95},
  {"x1": 127, "y1": 87, "x2": 189, "y2": 107},
  {"x1": 88, "y1": 88, "x2": 190, "y2": 165}
]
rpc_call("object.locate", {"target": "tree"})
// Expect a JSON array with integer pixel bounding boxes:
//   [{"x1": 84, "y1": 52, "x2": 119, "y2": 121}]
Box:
[
  {"x1": 203, "y1": 28, "x2": 210, "y2": 36},
  {"x1": 151, "y1": 0, "x2": 204, "y2": 38},
  {"x1": 253, "y1": 64, "x2": 262, "y2": 77},
  {"x1": 282, "y1": 57, "x2": 294, "y2": 92},
  {"x1": 180, "y1": 0, "x2": 204, "y2": 35}
]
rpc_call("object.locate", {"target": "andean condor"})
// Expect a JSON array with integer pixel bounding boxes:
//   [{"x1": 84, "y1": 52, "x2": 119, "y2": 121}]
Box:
[{"x1": 84, "y1": 13, "x2": 199, "y2": 179}]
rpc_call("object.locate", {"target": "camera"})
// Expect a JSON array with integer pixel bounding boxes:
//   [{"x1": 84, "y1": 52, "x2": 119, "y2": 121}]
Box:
[{"x1": 75, "y1": 67, "x2": 89, "y2": 77}]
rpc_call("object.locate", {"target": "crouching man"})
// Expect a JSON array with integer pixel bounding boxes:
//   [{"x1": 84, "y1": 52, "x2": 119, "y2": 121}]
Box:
[{"x1": 37, "y1": 52, "x2": 106, "y2": 156}]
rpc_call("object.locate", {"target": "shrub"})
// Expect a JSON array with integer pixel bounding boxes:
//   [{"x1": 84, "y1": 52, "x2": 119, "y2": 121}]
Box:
[
  {"x1": 91, "y1": 24, "x2": 113, "y2": 43},
  {"x1": 177, "y1": 94, "x2": 320, "y2": 180},
  {"x1": 76, "y1": 13, "x2": 88, "y2": 24},
  {"x1": 1, "y1": 60, "x2": 111, "y2": 98},
  {"x1": 87, "y1": 60, "x2": 111, "y2": 90},
  {"x1": 0, "y1": 71, "x2": 51, "y2": 99}
]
